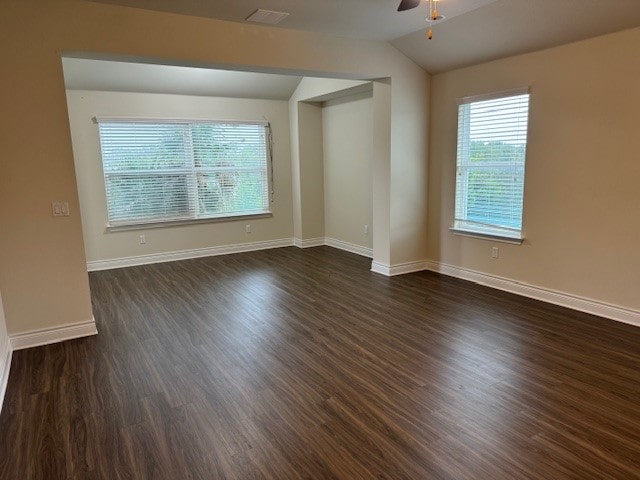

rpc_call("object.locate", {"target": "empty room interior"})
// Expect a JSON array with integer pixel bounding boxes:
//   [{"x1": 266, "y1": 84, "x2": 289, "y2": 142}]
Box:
[{"x1": 1, "y1": 0, "x2": 640, "y2": 478}]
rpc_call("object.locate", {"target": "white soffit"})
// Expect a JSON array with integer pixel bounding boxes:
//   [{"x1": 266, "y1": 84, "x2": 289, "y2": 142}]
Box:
[{"x1": 62, "y1": 58, "x2": 303, "y2": 100}]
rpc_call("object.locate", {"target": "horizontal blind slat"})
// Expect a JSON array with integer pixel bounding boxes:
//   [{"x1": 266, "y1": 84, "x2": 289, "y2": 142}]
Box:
[
  {"x1": 98, "y1": 121, "x2": 271, "y2": 226},
  {"x1": 454, "y1": 92, "x2": 530, "y2": 234}
]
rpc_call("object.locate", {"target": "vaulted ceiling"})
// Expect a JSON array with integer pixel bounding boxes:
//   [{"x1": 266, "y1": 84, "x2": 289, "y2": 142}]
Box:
[{"x1": 87, "y1": 0, "x2": 640, "y2": 73}]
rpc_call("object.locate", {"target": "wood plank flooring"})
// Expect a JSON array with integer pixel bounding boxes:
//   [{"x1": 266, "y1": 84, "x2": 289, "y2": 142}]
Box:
[{"x1": 1, "y1": 246, "x2": 640, "y2": 479}]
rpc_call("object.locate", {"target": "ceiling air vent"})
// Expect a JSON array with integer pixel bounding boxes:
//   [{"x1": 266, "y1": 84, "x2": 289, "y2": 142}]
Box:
[{"x1": 245, "y1": 9, "x2": 290, "y2": 25}]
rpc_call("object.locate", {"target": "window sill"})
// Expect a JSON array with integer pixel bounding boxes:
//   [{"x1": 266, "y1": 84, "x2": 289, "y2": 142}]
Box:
[
  {"x1": 449, "y1": 227, "x2": 524, "y2": 245},
  {"x1": 106, "y1": 212, "x2": 273, "y2": 232}
]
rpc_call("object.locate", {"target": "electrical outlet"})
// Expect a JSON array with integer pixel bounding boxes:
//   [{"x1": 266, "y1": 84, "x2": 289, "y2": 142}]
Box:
[
  {"x1": 51, "y1": 201, "x2": 70, "y2": 217},
  {"x1": 245, "y1": 224, "x2": 251, "y2": 234},
  {"x1": 364, "y1": 224, "x2": 369, "y2": 236},
  {"x1": 491, "y1": 247, "x2": 499, "y2": 259},
  {"x1": 139, "y1": 234, "x2": 146, "y2": 244}
]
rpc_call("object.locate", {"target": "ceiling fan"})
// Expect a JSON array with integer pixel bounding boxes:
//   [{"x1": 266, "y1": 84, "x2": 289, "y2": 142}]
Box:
[{"x1": 397, "y1": 0, "x2": 442, "y2": 39}]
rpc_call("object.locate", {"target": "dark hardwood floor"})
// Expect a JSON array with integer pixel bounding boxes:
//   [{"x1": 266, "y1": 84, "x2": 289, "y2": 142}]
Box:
[{"x1": 1, "y1": 246, "x2": 640, "y2": 479}]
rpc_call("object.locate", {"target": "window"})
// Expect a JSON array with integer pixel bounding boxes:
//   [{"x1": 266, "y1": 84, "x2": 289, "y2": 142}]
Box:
[
  {"x1": 96, "y1": 118, "x2": 272, "y2": 227},
  {"x1": 453, "y1": 89, "x2": 530, "y2": 241}
]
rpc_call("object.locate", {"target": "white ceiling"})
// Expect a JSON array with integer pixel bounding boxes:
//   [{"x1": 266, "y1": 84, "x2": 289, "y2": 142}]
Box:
[
  {"x1": 62, "y1": 58, "x2": 303, "y2": 100},
  {"x1": 86, "y1": 0, "x2": 640, "y2": 73}
]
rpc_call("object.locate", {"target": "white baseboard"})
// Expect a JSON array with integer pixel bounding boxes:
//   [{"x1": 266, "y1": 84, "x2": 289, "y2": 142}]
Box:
[
  {"x1": 370, "y1": 261, "x2": 391, "y2": 276},
  {"x1": 0, "y1": 335, "x2": 12, "y2": 414},
  {"x1": 87, "y1": 238, "x2": 295, "y2": 271},
  {"x1": 10, "y1": 318, "x2": 98, "y2": 351},
  {"x1": 85, "y1": 237, "x2": 638, "y2": 327},
  {"x1": 325, "y1": 237, "x2": 373, "y2": 258},
  {"x1": 293, "y1": 237, "x2": 325, "y2": 248},
  {"x1": 371, "y1": 260, "x2": 429, "y2": 276},
  {"x1": 423, "y1": 260, "x2": 640, "y2": 328},
  {"x1": 370, "y1": 258, "x2": 640, "y2": 327},
  {"x1": 294, "y1": 237, "x2": 372, "y2": 258},
  {"x1": 89, "y1": 237, "x2": 375, "y2": 272}
]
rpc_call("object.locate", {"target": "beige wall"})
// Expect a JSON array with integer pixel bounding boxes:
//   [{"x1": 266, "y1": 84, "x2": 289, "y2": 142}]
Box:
[
  {"x1": 389, "y1": 74, "x2": 430, "y2": 266},
  {"x1": 66, "y1": 90, "x2": 293, "y2": 263},
  {"x1": 296, "y1": 101, "x2": 326, "y2": 240},
  {"x1": 0, "y1": 291, "x2": 9, "y2": 364},
  {"x1": 289, "y1": 77, "x2": 393, "y2": 265},
  {"x1": 0, "y1": 1, "x2": 429, "y2": 334},
  {"x1": 288, "y1": 78, "x2": 371, "y2": 242},
  {"x1": 322, "y1": 93, "x2": 373, "y2": 249},
  {"x1": 371, "y1": 80, "x2": 393, "y2": 267},
  {"x1": 428, "y1": 27, "x2": 640, "y2": 311}
]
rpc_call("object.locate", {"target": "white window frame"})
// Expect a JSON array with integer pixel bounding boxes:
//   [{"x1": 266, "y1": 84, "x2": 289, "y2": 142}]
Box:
[
  {"x1": 451, "y1": 88, "x2": 531, "y2": 244},
  {"x1": 95, "y1": 117, "x2": 274, "y2": 230}
]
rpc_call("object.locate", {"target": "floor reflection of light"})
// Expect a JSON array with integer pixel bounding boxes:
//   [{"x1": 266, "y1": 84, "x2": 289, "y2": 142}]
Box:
[
  {"x1": 216, "y1": 270, "x2": 281, "y2": 335},
  {"x1": 409, "y1": 314, "x2": 527, "y2": 456},
  {"x1": 195, "y1": 269, "x2": 290, "y2": 396}
]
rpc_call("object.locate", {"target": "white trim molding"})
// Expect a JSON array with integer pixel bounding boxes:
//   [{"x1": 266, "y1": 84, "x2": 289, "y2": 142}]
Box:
[
  {"x1": 10, "y1": 318, "x2": 98, "y2": 351},
  {"x1": 423, "y1": 260, "x2": 640, "y2": 328},
  {"x1": 370, "y1": 261, "x2": 390, "y2": 276},
  {"x1": 0, "y1": 335, "x2": 12, "y2": 413},
  {"x1": 295, "y1": 237, "x2": 372, "y2": 258},
  {"x1": 370, "y1": 258, "x2": 640, "y2": 327},
  {"x1": 88, "y1": 237, "x2": 375, "y2": 272},
  {"x1": 371, "y1": 260, "x2": 429, "y2": 277},
  {"x1": 293, "y1": 237, "x2": 325, "y2": 249},
  {"x1": 84, "y1": 237, "x2": 639, "y2": 328},
  {"x1": 324, "y1": 237, "x2": 372, "y2": 258},
  {"x1": 88, "y1": 238, "x2": 294, "y2": 271}
]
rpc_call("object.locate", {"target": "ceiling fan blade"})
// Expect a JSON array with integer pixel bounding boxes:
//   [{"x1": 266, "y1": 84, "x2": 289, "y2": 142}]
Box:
[{"x1": 397, "y1": 0, "x2": 421, "y2": 11}]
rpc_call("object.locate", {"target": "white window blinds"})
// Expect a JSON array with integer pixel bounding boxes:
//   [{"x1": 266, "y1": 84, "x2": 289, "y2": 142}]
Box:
[
  {"x1": 454, "y1": 90, "x2": 530, "y2": 240},
  {"x1": 96, "y1": 119, "x2": 272, "y2": 227}
]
